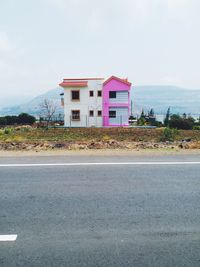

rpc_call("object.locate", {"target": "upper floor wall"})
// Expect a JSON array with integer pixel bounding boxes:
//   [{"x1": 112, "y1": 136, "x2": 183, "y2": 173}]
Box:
[
  {"x1": 59, "y1": 78, "x2": 104, "y2": 109},
  {"x1": 103, "y1": 76, "x2": 131, "y2": 106},
  {"x1": 109, "y1": 91, "x2": 129, "y2": 104}
]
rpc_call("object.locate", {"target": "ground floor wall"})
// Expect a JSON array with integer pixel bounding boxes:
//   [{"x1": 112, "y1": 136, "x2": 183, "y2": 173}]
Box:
[
  {"x1": 64, "y1": 114, "x2": 103, "y2": 127},
  {"x1": 64, "y1": 105, "x2": 130, "y2": 127},
  {"x1": 103, "y1": 106, "x2": 129, "y2": 126}
]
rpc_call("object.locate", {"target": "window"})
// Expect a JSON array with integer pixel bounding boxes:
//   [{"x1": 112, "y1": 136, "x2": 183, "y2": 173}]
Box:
[
  {"x1": 109, "y1": 110, "x2": 116, "y2": 118},
  {"x1": 98, "y1": 90, "x2": 102, "y2": 97},
  {"x1": 71, "y1": 110, "x2": 80, "y2": 121},
  {"x1": 71, "y1": 90, "x2": 80, "y2": 101},
  {"x1": 98, "y1": 110, "x2": 102, "y2": 117},
  {"x1": 89, "y1": 91, "x2": 94, "y2": 97},
  {"x1": 109, "y1": 91, "x2": 116, "y2": 98},
  {"x1": 89, "y1": 110, "x2": 94, "y2": 117}
]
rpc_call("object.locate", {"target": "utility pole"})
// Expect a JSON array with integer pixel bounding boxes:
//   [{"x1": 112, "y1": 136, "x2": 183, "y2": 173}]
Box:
[{"x1": 131, "y1": 100, "x2": 133, "y2": 116}]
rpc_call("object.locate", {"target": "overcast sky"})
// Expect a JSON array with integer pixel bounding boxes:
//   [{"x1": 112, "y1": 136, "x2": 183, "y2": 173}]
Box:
[{"x1": 0, "y1": 0, "x2": 200, "y2": 98}]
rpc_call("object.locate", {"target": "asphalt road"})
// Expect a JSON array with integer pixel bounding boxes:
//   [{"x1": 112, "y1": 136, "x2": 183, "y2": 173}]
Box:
[{"x1": 0, "y1": 154, "x2": 200, "y2": 266}]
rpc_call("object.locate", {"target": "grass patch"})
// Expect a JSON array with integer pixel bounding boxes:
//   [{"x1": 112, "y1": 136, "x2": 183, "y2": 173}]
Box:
[{"x1": 0, "y1": 127, "x2": 200, "y2": 144}]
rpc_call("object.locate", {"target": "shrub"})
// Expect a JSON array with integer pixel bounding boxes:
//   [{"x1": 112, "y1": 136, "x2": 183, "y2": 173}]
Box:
[
  {"x1": 160, "y1": 127, "x2": 179, "y2": 142},
  {"x1": 0, "y1": 113, "x2": 36, "y2": 126},
  {"x1": 169, "y1": 114, "x2": 195, "y2": 130},
  {"x1": 193, "y1": 126, "x2": 200, "y2": 130},
  {"x1": 4, "y1": 128, "x2": 14, "y2": 135},
  {"x1": 4, "y1": 116, "x2": 18, "y2": 125},
  {"x1": 18, "y1": 113, "x2": 36, "y2": 125},
  {"x1": 0, "y1": 117, "x2": 7, "y2": 126}
]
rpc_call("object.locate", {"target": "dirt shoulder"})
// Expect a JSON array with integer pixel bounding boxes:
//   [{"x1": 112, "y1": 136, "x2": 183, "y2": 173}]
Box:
[
  {"x1": 0, "y1": 148, "x2": 200, "y2": 158},
  {"x1": 0, "y1": 127, "x2": 200, "y2": 153}
]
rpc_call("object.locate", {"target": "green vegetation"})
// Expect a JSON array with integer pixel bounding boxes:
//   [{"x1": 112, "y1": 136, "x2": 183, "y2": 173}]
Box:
[
  {"x1": 193, "y1": 126, "x2": 200, "y2": 130},
  {"x1": 168, "y1": 114, "x2": 195, "y2": 130},
  {"x1": 164, "y1": 107, "x2": 170, "y2": 127},
  {"x1": 160, "y1": 128, "x2": 179, "y2": 142},
  {"x1": 0, "y1": 127, "x2": 200, "y2": 143},
  {"x1": 4, "y1": 128, "x2": 14, "y2": 135},
  {"x1": 137, "y1": 108, "x2": 199, "y2": 130},
  {"x1": 0, "y1": 113, "x2": 36, "y2": 126},
  {"x1": 137, "y1": 108, "x2": 162, "y2": 127}
]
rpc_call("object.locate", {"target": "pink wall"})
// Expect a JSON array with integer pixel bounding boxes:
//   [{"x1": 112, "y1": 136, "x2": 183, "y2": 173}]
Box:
[{"x1": 102, "y1": 77, "x2": 131, "y2": 126}]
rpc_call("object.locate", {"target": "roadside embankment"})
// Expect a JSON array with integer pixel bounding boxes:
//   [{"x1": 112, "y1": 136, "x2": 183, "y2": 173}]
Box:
[{"x1": 0, "y1": 126, "x2": 200, "y2": 151}]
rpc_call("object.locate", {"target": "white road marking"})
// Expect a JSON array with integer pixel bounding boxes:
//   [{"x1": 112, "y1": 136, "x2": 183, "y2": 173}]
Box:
[
  {"x1": 0, "y1": 162, "x2": 200, "y2": 167},
  {"x1": 0, "y1": 235, "x2": 17, "y2": 242}
]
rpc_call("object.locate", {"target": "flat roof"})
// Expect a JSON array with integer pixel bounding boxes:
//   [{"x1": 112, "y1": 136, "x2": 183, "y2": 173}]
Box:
[{"x1": 63, "y1": 78, "x2": 104, "y2": 81}]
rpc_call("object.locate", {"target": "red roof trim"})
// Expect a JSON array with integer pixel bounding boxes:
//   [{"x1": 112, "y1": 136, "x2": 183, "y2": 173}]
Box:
[
  {"x1": 59, "y1": 82, "x2": 88, "y2": 87},
  {"x1": 103, "y1": 76, "x2": 131, "y2": 86}
]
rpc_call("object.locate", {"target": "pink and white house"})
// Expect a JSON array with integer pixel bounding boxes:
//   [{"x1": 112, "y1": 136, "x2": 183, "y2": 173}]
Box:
[{"x1": 59, "y1": 76, "x2": 132, "y2": 127}]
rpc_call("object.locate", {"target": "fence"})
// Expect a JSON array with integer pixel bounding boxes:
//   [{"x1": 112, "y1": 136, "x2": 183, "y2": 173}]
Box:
[{"x1": 61, "y1": 115, "x2": 134, "y2": 127}]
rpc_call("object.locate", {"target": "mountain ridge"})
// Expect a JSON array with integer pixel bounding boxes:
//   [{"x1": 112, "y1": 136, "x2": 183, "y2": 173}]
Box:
[{"x1": 0, "y1": 85, "x2": 200, "y2": 116}]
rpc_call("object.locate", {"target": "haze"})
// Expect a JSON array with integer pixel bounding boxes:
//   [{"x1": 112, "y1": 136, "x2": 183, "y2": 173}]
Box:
[{"x1": 0, "y1": 0, "x2": 200, "y2": 100}]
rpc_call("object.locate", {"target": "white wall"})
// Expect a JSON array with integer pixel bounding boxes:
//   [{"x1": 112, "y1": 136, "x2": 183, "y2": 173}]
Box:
[{"x1": 64, "y1": 80, "x2": 103, "y2": 127}]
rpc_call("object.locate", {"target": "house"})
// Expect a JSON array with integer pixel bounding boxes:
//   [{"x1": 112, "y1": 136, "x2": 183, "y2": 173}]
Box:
[{"x1": 59, "y1": 76, "x2": 132, "y2": 127}]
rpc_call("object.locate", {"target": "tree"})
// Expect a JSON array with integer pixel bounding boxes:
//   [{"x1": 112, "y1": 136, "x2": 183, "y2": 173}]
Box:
[
  {"x1": 140, "y1": 109, "x2": 145, "y2": 119},
  {"x1": 148, "y1": 108, "x2": 156, "y2": 125},
  {"x1": 39, "y1": 99, "x2": 57, "y2": 127},
  {"x1": 182, "y1": 113, "x2": 187, "y2": 119},
  {"x1": 169, "y1": 114, "x2": 195, "y2": 130},
  {"x1": 18, "y1": 113, "x2": 36, "y2": 125},
  {"x1": 149, "y1": 108, "x2": 155, "y2": 117},
  {"x1": 197, "y1": 116, "x2": 200, "y2": 125},
  {"x1": 137, "y1": 109, "x2": 146, "y2": 125},
  {"x1": 4, "y1": 115, "x2": 18, "y2": 125},
  {"x1": 164, "y1": 107, "x2": 170, "y2": 127},
  {"x1": 0, "y1": 117, "x2": 6, "y2": 126}
]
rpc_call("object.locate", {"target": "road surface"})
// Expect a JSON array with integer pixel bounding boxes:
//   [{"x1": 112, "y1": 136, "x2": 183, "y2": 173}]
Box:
[{"x1": 0, "y1": 153, "x2": 200, "y2": 266}]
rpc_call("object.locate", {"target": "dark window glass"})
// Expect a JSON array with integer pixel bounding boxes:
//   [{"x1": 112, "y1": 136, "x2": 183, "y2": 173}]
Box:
[
  {"x1": 71, "y1": 91, "x2": 80, "y2": 100},
  {"x1": 98, "y1": 110, "x2": 102, "y2": 117},
  {"x1": 89, "y1": 91, "x2": 94, "y2": 97},
  {"x1": 98, "y1": 91, "x2": 102, "y2": 97},
  {"x1": 89, "y1": 110, "x2": 94, "y2": 117},
  {"x1": 109, "y1": 91, "x2": 116, "y2": 98},
  {"x1": 71, "y1": 110, "x2": 80, "y2": 120},
  {"x1": 109, "y1": 110, "x2": 116, "y2": 118}
]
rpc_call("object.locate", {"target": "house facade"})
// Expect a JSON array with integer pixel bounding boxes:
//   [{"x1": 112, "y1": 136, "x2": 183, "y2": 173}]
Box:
[{"x1": 59, "y1": 76, "x2": 132, "y2": 127}]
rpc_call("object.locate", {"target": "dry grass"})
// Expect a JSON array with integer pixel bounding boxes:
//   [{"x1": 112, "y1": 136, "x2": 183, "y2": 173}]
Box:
[{"x1": 0, "y1": 127, "x2": 200, "y2": 143}]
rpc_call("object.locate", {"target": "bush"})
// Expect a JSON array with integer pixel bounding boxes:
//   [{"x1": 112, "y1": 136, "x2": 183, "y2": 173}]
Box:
[
  {"x1": 169, "y1": 114, "x2": 195, "y2": 130},
  {"x1": 4, "y1": 128, "x2": 14, "y2": 134},
  {"x1": 0, "y1": 117, "x2": 6, "y2": 125},
  {"x1": 0, "y1": 113, "x2": 36, "y2": 126},
  {"x1": 193, "y1": 126, "x2": 200, "y2": 130},
  {"x1": 4, "y1": 116, "x2": 18, "y2": 125},
  {"x1": 18, "y1": 113, "x2": 36, "y2": 125},
  {"x1": 160, "y1": 127, "x2": 179, "y2": 142}
]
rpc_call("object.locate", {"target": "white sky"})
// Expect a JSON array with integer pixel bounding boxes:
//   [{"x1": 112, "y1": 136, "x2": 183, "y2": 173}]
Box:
[{"x1": 0, "y1": 0, "x2": 200, "y2": 98}]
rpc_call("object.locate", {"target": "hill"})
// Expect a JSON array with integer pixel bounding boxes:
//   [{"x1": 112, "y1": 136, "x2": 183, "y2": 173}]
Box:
[
  {"x1": 0, "y1": 86, "x2": 200, "y2": 117},
  {"x1": 132, "y1": 86, "x2": 200, "y2": 115},
  {"x1": 0, "y1": 88, "x2": 64, "y2": 116}
]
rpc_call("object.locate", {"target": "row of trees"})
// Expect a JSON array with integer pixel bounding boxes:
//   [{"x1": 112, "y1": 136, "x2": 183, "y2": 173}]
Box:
[
  {"x1": 137, "y1": 107, "x2": 199, "y2": 130},
  {"x1": 164, "y1": 108, "x2": 196, "y2": 129},
  {"x1": 0, "y1": 99, "x2": 58, "y2": 127},
  {"x1": 0, "y1": 113, "x2": 36, "y2": 125}
]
